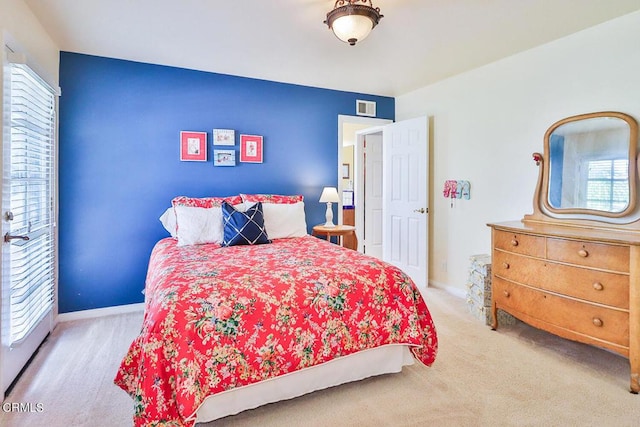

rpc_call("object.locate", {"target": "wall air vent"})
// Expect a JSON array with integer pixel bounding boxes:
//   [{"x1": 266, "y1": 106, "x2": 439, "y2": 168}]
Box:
[{"x1": 356, "y1": 99, "x2": 376, "y2": 117}]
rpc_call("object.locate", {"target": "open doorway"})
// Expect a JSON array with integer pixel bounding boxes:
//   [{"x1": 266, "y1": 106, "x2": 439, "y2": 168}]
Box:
[{"x1": 337, "y1": 115, "x2": 392, "y2": 253}]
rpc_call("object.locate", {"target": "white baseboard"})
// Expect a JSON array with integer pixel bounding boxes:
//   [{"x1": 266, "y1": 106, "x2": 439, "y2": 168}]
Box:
[
  {"x1": 57, "y1": 302, "x2": 145, "y2": 323},
  {"x1": 428, "y1": 280, "x2": 466, "y2": 299}
]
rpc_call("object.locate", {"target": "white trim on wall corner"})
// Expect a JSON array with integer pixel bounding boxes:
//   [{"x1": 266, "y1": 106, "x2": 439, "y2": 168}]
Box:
[{"x1": 57, "y1": 302, "x2": 144, "y2": 323}]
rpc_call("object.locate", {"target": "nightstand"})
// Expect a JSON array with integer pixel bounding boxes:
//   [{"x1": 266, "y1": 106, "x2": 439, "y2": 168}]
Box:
[{"x1": 312, "y1": 224, "x2": 358, "y2": 250}]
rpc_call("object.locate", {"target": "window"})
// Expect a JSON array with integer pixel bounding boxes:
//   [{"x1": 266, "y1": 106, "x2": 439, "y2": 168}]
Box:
[
  {"x1": 6, "y1": 61, "x2": 56, "y2": 345},
  {"x1": 585, "y1": 158, "x2": 629, "y2": 212}
]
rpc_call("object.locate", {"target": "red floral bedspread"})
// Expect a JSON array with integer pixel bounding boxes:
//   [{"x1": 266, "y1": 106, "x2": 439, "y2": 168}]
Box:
[{"x1": 115, "y1": 235, "x2": 438, "y2": 426}]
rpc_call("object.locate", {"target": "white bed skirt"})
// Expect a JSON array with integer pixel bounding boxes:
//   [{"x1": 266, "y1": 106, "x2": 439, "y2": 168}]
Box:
[{"x1": 195, "y1": 344, "x2": 415, "y2": 423}]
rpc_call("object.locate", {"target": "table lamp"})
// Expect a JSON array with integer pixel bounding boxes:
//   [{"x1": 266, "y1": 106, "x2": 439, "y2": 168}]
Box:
[{"x1": 319, "y1": 187, "x2": 340, "y2": 227}]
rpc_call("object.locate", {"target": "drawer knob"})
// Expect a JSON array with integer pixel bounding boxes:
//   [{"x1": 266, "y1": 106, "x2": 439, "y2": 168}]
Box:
[
  {"x1": 593, "y1": 282, "x2": 604, "y2": 291},
  {"x1": 578, "y1": 249, "x2": 589, "y2": 258},
  {"x1": 592, "y1": 317, "x2": 603, "y2": 327},
  {"x1": 503, "y1": 290, "x2": 510, "y2": 298},
  {"x1": 511, "y1": 239, "x2": 519, "y2": 247},
  {"x1": 503, "y1": 262, "x2": 510, "y2": 269}
]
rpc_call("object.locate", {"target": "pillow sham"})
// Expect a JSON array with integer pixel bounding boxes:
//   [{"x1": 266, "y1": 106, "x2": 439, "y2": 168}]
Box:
[
  {"x1": 170, "y1": 195, "x2": 243, "y2": 246},
  {"x1": 160, "y1": 205, "x2": 236, "y2": 239},
  {"x1": 261, "y1": 202, "x2": 307, "y2": 239},
  {"x1": 173, "y1": 205, "x2": 223, "y2": 247},
  {"x1": 240, "y1": 194, "x2": 307, "y2": 239},
  {"x1": 241, "y1": 194, "x2": 303, "y2": 204},
  {"x1": 159, "y1": 207, "x2": 177, "y2": 238},
  {"x1": 172, "y1": 195, "x2": 243, "y2": 209},
  {"x1": 222, "y1": 201, "x2": 271, "y2": 246}
]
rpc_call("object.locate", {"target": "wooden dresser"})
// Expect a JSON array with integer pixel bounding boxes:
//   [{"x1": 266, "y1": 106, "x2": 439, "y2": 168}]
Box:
[{"x1": 488, "y1": 220, "x2": 640, "y2": 393}]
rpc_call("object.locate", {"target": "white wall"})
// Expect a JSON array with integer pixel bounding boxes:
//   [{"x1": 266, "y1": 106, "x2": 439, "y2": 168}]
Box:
[
  {"x1": 396, "y1": 11, "x2": 640, "y2": 295},
  {"x1": 1, "y1": 0, "x2": 59, "y2": 85}
]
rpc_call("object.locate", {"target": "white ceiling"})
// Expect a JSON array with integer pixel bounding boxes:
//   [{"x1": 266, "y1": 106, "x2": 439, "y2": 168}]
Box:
[{"x1": 24, "y1": 0, "x2": 640, "y2": 97}]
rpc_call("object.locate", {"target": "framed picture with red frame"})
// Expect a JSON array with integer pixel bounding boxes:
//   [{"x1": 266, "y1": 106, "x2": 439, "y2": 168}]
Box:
[
  {"x1": 180, "y1": 131, "x2": 207, "y2": 161},
  {"x1": 240, "y1": 134, "x2": 263, "y2": 163}
]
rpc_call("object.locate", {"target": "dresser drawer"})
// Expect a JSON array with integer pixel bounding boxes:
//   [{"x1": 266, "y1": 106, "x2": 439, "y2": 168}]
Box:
[
  {"x1": 493, "y1": 250, "x2": 543, "y2": 287},
  {"x1": 546, "y1": 238, "x2": 629, "y2": 272},
  {"x1": 493, "y1": 277, "x2": 629, "y2": 347},
  {"x1": 538, "y1": 262, "x2": 628, "y2": 308},
  {"x1": 493, "y1": 230, "x2": 545, "y2": 257},
  {"x1": 493, "y1": 251, "x2": 629, "y2": 308}
]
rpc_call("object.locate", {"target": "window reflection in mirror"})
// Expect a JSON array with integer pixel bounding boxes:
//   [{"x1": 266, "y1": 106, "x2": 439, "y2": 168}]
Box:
[{"x1": 545, "y1": 112, "x2": 637, "y2": 217}]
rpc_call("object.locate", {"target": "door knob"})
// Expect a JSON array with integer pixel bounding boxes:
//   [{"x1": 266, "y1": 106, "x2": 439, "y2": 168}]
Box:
[{"x1": 413, "y1": 208, "x2": 427, "y2": 214}]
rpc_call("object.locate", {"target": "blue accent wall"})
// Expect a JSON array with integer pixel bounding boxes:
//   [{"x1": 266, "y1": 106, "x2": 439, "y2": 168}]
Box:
[{"x1": 58, "y1": 52, "x2": 394, "y2": 313}]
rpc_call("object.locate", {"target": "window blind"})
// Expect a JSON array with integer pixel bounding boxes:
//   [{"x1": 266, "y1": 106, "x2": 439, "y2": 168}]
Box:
[
  {"x1": 7, "y1": 62, "x2": 56, "y2": 345},
  {"x1": 586, "y1": 158, "x2": 628, "y2": 212}
]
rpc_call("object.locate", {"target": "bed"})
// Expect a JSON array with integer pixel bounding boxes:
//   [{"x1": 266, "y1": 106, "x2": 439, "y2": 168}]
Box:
[{"x1": 114, "y1": 195, "x2": 438, "y2": 426}]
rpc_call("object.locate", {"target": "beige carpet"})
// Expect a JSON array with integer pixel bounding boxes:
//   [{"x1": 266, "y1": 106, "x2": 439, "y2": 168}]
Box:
[{"x1": 1, "y1": 287, "x2": 638, "y2": 427}]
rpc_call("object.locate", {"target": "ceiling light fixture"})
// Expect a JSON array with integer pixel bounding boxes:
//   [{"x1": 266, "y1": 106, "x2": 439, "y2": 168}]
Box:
[{"x1": 324, "y1": 0, "x2": 383, "y2": 46}]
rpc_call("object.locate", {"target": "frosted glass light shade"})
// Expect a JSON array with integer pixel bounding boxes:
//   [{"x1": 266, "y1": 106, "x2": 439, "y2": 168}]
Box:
[
  {"x1": 332, "y1": 15, "x2": 373, "y2": 45},
  {"x1": 324, "y1": 1, "x2": 383, "y2": 46}
]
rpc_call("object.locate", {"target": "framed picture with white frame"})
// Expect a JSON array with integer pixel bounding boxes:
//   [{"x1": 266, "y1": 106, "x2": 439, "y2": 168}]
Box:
[{"x1": 213, "y1": 129, "x2": 235, "y2": 146}]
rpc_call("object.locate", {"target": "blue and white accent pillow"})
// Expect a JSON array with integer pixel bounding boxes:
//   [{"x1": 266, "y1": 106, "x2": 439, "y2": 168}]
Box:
[{"x1": 221, "y1": 201, "x2": 271, "y2": 246}]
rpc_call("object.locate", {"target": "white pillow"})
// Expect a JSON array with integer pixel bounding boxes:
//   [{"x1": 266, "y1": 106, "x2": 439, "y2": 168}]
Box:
[
  {"x1": 174, "y1": 205, "x2": 224, "y2": 247},
  {"x1": 258, "y1": 201, "x2": 307, "y2": 239},
  {"x1": 159, "y1": 207, "x2": 177, "y2": 237}
]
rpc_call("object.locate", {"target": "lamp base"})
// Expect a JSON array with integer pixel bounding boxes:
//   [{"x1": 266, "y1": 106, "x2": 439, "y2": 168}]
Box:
[{"x1": 324, "y1": 202, "x2": 335, "y2": 227}]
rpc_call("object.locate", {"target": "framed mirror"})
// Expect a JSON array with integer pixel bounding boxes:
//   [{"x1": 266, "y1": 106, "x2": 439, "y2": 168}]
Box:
[{"x1": 542, "y1": 112, "x2": 638, "y2": 218}]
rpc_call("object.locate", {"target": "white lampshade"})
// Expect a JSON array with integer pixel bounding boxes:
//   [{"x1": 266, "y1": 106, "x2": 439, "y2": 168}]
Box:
[
  {"x1": 319, "y1": 187, "x2": 340, "y2": 203},
  {"x1": 331, "y1": 15, "x2": 373, "y2": 45}
]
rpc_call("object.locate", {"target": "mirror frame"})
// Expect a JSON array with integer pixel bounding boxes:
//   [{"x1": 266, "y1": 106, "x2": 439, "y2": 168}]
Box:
[{"x1": 541, "y1": 111, "x2": 638, "y2": 218}]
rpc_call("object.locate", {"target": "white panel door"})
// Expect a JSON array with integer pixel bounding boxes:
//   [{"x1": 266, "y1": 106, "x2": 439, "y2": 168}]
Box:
[
  {"x1": 2, "y1": 59, "x2": 56, "y2": 396},
  {"x1": 367, "y1": 137, "x2": 384, "y2": 258},
  {"x1": 382, "y1": 117, "x2": 429, "y2": 288},
  {"x1": 355, "y1": 131, "x2": 384, "y2": 259}
]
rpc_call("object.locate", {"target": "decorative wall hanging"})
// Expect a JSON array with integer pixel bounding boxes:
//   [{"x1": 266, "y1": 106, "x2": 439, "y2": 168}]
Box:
[
  {"x1": 214, "y1": 149, "x2": 236, "y2": 167},
  {"x1": 180, "y1": 131, "x2": 207, "y2": 161},
  {"x1": 342, "y1": 163, "x2": 350, "y2": 179},
  {"x1": 443, "y1": 179, "x2": 471, "y2": 208},
  {"x1": 240, "y1": 134, "x2": 263, "y2": 163},
  {"x1": 343, "y1": 190, "x2": 354, "y2": 208},
  {"x1": 213, "y1": 129, "x2": 235, "y2": 146}
]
